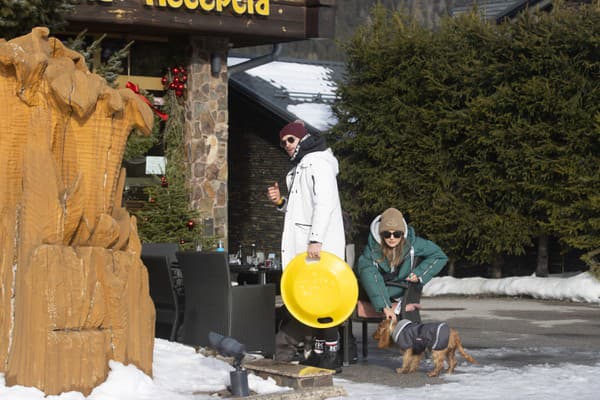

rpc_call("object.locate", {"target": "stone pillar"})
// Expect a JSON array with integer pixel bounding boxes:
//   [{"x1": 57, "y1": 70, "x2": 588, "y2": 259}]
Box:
[{"x1": 185, "y1": 37, "x2": 229, "y2": 246}]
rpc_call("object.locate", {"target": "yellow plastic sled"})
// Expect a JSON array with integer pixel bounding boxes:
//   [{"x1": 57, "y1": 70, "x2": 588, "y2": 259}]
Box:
[{"x1": 280, "y1": 251, "x2": 358, "y2": 328}]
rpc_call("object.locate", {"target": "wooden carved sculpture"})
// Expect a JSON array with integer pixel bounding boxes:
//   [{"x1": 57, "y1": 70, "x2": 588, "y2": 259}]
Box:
[{"x1": 0, "y1": 28, "x2": 155, "y2": 395}]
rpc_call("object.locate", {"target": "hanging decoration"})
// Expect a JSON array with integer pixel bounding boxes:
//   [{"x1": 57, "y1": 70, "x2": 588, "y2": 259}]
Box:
[
  {"x1": 187, "y1": 219, "x2": 196, "y2": 231},
  {"x1": 135, "y1": 62, "x2": 214, "y2": 252},
  {"x1": 125, "y1": 81, "x2": 169, "y2": 121},
  {"x1": 162, "y1": 66, "x2": 188, "y2": 98}
]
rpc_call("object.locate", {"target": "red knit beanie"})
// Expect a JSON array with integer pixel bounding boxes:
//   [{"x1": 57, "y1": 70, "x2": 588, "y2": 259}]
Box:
[{"x1": 279, "y1": 121, "x2": 308, "y2": 140}]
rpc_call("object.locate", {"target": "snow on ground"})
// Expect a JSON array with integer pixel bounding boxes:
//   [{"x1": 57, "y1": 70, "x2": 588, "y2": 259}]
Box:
[
  {"x1": 334, "y1": 360, "x2": 600, "y2": 400},
  {"x1": 424, "y1": 272, "x2": 600, "y2": 304}
]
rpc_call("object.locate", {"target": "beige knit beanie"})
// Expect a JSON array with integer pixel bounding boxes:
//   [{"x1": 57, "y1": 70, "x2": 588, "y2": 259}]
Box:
[{"x1": 379, "y1": 208, "x2": 407, "y2": 234}]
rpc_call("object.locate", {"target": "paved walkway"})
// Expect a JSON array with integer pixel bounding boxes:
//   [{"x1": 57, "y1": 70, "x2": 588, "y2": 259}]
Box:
[{"x1": 336, "y1": 296, "x2": 600, "y2": 387}]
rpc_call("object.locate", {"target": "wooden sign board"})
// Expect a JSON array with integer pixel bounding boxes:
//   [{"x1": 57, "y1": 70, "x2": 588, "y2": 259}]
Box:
[{"x1": 66, "y1": 0, "x2": 336, "y2": 47}]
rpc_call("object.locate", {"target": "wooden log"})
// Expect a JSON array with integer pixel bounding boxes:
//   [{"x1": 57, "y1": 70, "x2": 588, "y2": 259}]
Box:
[{"x1": 244, "y1": 359, "x2": 335, "y2": 389}]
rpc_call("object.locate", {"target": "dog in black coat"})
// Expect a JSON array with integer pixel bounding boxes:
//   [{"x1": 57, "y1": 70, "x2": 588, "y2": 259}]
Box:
[{"x1": 373, "y1": 318, "x2": 477, "y2": 377}]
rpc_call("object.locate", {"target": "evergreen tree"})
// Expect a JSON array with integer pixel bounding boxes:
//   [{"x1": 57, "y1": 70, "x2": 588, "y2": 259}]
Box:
[
  {"x1": 133, "y1": 87, "x2": 215, "y2": 250},
  {"x1": 330, "y1": 4, "x2": 600, "y2": 275},
  {"x1": 521, "y1": 6, "x2": 600, "y2": 259},
  {"x1": 67, "y1": 30, "x2": 134, "y2": 88},
  {"x1": 331, "y1": 6, "x2": 532, "y2": 269},
  {"x1": 0, "y1": 0, "x2": 74, "y2": 39},
  {"x1": 455, "y1": 7, "x2": 600, "y2": 273}
]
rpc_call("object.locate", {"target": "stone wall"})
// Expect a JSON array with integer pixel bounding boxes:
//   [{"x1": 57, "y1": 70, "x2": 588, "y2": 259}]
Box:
[
  {"x1": 183, "y1": 37, "x2": 301, "y2": 258},
  {"x1": 184, "y1": 37, "x2": 230, "y2": 244}
]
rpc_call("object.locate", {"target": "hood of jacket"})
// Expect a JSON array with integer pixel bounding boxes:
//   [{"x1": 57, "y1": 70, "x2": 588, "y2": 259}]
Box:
[
  {"x1": 366, "y1": 213, "x2": 414, "y2": 259},
  {"x1": 299, "y1": 147, "x2": 339, "y2": 176},
  {"x1": 290, "y1": 133, "x2": 329, "y2": 165}
]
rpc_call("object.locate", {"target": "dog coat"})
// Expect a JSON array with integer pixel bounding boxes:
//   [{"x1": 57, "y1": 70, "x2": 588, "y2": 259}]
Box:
[{"x1": 391, "y1": 319, "x2": 450, "y2": 354}]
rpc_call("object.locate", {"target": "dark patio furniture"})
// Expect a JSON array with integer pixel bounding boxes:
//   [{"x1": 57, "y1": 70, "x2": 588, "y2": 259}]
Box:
[
  {"x1": 142, "y1": 242, "x2": 183, "y2": 296},
  {"x1": 141, "y1": 242, "x2": 179, "y2": 265},
  {"x1": 141, "y1": 254, "x2": 182, "y2": 341},
  {"x1": 230, "y1": 265, "x2": 282, "y2": 291},
  {"x1": 177, "y1": 251, "x2": 276, "y2": 356}
]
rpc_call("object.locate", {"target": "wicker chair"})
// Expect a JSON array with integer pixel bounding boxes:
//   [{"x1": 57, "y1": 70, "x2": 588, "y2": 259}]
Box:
[
  {"x1": 141, "y1": 254, "x2": 181, "y2": 341},
  {"x1": 141, "y1": 243, "x2": 179, "y2": 265},
  {"x1": 176, "y1": 251, "x2": 276, "y2": 356}
]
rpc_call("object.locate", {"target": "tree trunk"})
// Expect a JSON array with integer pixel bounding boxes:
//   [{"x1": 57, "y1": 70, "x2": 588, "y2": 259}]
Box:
[
  {"x1": 489, "y1": 254, "x2": 503, "y2": 278},
  {"x1": 446, "y1": 259, "x2": 455, "y2": 277},
  {"x1": 535, "y1": 234, "x2": 550, "y2": 277}
]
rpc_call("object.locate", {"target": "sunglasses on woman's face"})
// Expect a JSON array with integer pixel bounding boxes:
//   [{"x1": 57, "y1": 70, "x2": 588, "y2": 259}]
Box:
[
  {"x1": 280, "y1": 136, "x2": 297, "y2": 147},
  {"x1": 382, "y1": 230, "x2": 403, "y2": 239}
]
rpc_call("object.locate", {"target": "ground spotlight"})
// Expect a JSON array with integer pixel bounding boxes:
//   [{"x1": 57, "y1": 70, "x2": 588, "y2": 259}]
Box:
[{"x1": 208, "y1": 331, "x2": 249, "y2": 397}]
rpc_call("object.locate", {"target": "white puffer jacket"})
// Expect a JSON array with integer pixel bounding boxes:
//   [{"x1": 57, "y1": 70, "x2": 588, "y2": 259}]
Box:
[{"x1": 279, "y1": 148, "x2": 345, "y2": 269}]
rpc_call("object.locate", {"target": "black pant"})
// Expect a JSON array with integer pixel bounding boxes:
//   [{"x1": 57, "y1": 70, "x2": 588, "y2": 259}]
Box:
[
  {"x1": 276, "y1": 305, "x2": 339, "y2": 341},
  {"x1": 400, "y1": 282, "x2": 422, "y2": 323},
  {"x1": 274, "y1": 306, "x2": 339, "y2": 360},
  {"x1": 313, "y1": 327, "x2": 338, "y2": 342}
]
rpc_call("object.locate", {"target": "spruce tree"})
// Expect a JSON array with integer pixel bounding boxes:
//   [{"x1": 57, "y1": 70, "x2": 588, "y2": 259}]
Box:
[
  {"x1": 331, "y1": 4, "x2": 600, "y2": 275},
  {"x1": 331, "y1": 7, "x2": 533, "y2": 268},
  {"x1": 0, "y1": 0, "x2": 74, "y2": 39},
  {"x1": 134, "y1": 86, "x2": 214, "y2": 250}
]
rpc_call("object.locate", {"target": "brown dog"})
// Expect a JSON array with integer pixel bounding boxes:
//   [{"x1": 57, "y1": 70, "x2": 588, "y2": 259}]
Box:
[{"x1": 373, "y1": 318, "x2": 477, "y2": 377}]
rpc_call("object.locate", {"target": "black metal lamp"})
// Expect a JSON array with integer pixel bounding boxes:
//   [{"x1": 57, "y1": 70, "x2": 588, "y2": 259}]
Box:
[{"x1": 208, "y1": 331, "x2": 249, "y2": 397}]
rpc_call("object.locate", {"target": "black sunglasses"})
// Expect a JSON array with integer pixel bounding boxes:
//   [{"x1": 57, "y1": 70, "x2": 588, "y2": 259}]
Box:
[
  {"x1": 382, "y1": 230, "x2": 403, "y2": 239},
  {"x1": 280, "y1": 136, "x2": 297, "y2": 147}
]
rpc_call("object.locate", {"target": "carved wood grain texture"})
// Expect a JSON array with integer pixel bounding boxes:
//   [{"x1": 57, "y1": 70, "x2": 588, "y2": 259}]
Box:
[{"x1": 0, "y1": 27, "x2": 155, "y2": 396}]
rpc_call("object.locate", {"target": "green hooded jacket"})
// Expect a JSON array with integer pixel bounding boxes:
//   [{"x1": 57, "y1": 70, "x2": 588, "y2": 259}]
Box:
[{"x1": 355, "y1": 214, "x2": 448, "y2": 311}]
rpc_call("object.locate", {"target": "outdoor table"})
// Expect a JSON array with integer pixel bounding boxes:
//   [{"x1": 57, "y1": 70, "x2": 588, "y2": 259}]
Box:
[{"x1": 229, "y1": 264, "x2": 281, "y2": 286}]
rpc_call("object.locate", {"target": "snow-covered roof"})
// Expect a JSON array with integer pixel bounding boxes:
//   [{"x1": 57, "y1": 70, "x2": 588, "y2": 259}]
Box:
[
  {"x1": 228, "y1": 57, "x2": 343, "y2": 132},
  {"x1": 452, "y1": 0, "x2": 554, "y2": 22}
]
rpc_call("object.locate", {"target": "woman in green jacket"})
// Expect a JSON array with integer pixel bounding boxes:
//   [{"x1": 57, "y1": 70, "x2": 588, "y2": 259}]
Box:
[{"x1": 356, "y1": 208, "x2": 448, "y2": 321}]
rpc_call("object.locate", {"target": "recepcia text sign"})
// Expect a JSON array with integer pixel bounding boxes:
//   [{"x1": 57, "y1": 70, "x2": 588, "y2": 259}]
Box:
[{"x1": 96, "y1": 0, "x2": 270, "y2": 16}]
